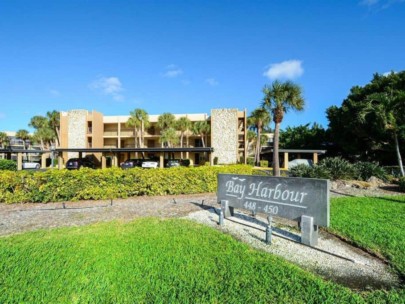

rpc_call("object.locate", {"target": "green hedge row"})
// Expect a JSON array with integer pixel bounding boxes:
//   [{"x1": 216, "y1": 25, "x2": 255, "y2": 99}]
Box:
[{"x1": 0, "y1": 165, "x2": 253, "y2": 204}]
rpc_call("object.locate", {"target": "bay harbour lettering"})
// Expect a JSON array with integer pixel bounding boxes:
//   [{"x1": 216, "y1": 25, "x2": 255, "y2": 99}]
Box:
[{"x1": 225, "y1": 180, "x2": 308, "y2": 204}]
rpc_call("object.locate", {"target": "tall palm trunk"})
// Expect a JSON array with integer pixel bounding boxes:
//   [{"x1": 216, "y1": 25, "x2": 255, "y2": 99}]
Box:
[
  {"x1": 273, "y1": 122, "x2": 281, "y2": 176},
  {"x1": 255, "y1": 124, "x2": 262, "y2": 166},
  {"x1": 180, "y1": 133, "x2": 184, "y2": 159},
  {"x1": 394, "y1": 132, "x2": 405, "y2": 177}
]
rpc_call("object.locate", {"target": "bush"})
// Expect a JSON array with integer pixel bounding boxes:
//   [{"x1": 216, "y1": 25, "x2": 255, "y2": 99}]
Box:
[
  {"x1": 0, "y1": 159, "x2": 17, "y2": 171},
  {"x1": 247, "y1": 157, "x2": 254, "y2": 166},
  {"x1": 259, "y1": 160, "x2": 268, "y2": 167},
  {"x1": 0, "y1": 165, "x2": 253, "y2": 204},
  {"x1": 317, "y1": 157, "x2": 355, "y2": 180},
  {"x1": 353, "y1": 161, "x2": 387, "y2": 181},
  {"x1": 289, "y1": 164, "x2": 315, "y2": 178},
  {"x1": 399, "y1": 177, "x2": 405, "y2": 192}
]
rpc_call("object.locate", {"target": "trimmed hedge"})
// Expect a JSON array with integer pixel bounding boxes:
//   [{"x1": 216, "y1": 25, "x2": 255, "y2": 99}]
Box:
[
  {"x1": 0, "y1": 165, "x2": 253, "y2": 204},
  {"x1": 0, "y1": 159, "x2": 17, "y2": 171}
]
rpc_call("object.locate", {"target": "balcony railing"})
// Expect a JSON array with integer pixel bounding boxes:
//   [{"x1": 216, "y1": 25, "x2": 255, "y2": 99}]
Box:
[{"x1": 104, "y1": 131, "x2": 118, "y2": 136}]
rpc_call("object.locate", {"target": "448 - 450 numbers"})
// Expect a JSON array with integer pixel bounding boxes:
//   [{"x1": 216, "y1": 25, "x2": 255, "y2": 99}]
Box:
[{"x1": 243, "y1": 201, "x2": 279, "y2": 215}]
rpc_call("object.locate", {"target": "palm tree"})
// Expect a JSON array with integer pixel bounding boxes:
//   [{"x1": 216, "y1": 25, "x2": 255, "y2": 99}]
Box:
[
  {"x1": 159, "y1": 128, "x2": 179, "y2": 148},
  {"x1": 248, "y1": 107, "x2": 271, "y2": 166},
  {"x1": 29, "y1": 116, "x2": 48, "y2": 148},
  {"x1": 0, "y1": 131, "x2": 9, "y2": 148},
  {"x1": 126, "y1": 109, "x2": 150, "y2": 148},
  {"x1": 359, "y1": 91, "x2": 405, "y2": 176},
  {"x1": 262, "y1": 80, "x2": 305, "y2": 176},
  {"x1": 192, "y1": 121, "x2": 210, "y2": 148},
  {"x1": 176, "y1": 116, "x2": 192, "y2": 158},
  {"x1": 15, "y1": 129, "x2": 31, "y2": 149},
  {"x1": 46, "y1": 110, "x2": 61, "y2": 147},
  {"x1": 157, "y1": 113, "x2": 176, "y2": 147}
]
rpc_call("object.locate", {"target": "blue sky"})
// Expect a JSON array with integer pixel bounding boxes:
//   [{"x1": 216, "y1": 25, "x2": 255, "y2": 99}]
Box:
[{"x1": 1, "y1": 0, "x2": 404, "y2": 132}]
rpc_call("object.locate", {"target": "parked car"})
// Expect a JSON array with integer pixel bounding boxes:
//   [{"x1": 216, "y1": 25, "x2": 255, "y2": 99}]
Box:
[
  {"x1": 165, "y1": 159, "x2": 181, "y2": 168},
  {"x1": 120, "y1": 159, "x2": 143, "y2": 169},
  {"x1": 22, "y1": 162, "x2": 41, "y2": 170},
  {"x1": 66, "y1": 158, "x2": 96, "y2": 170},
  {"x1": 288, "y1": 159, "x2": 313, "y2": 169},
  {"x1": 142, "y1": 159, "x2": 159, "y2": 169}
]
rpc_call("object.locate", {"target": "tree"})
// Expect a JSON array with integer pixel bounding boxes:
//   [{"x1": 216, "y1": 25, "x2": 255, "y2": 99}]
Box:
[
  {"x1": 248, "y1": 107, "x2": 271, "y2": 166},
  {"x1": 176, "y1": 116, "x2": 192, "y2": 158},
  {"x1": 15, "y1": 129, "x2": 30, "y2": 149},
  {"x1": 0, "y1": 131, "x2": 9, "y2": 148},
  {"x1": 159, "y1": 128, "x2": 179, "y2": 148},
  {"x1": 326, "y1": 71, "x2": 405, "y2": 170},
  {"x1": 46, "y1": 110, "x2": 61, "y2": 146},
  {"x1": 126, "y1": 109, "x2": 149, "y2": 148},
  {"x1": 192, "y1": 121, "x2": 210, "y2": 148},
  {"x1": 29, "y1": 113, "x2": 61, "y2": 148},
  {"x1": 279, "y1": 123, "x2": 327, "y2": 149},
  {"x1": 358, "y1": 91, "x2": 405, "y2": 176},
  {"x1": 262, "y1": 80, "x2": 305, "y2": 176},
  {"x1": 157, "y1": 113, "x2": 176, "y2": 147}
]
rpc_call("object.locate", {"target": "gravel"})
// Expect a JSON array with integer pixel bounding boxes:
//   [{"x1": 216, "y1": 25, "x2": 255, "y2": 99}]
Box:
[{"x1": 184, "y1": 207, "x2": 401, "y2": 290}]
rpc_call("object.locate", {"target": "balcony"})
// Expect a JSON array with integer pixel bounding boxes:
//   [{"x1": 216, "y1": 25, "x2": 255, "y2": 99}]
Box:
[{"x1": 104, "y1": 131, "x2": 118, "y2": 137}]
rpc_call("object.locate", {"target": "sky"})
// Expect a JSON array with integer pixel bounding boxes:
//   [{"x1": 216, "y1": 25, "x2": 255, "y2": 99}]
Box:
[{"x1": 0, "y1": 0, "x2": 404, "y2": 132}]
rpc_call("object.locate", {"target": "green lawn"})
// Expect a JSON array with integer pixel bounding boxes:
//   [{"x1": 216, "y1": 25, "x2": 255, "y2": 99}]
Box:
[
  {"x1": 0, "y1": 195, "x2": 404, "y2": 303},
  {"x1": 329, "y1": 195, "x2": 405, "y2": 276}
]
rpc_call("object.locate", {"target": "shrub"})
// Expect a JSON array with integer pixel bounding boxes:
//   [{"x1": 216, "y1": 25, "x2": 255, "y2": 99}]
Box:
[
  {"x1": 0, "y1": 165, "x2": 253, "y2": 204},
  {"x1": 317, "y1": 157, "x2": 355, "y2": 180},
  {"x1": 399, "y1": 177, "x2": 405, "y2": 192},
  {"x1": 289, "y1": 164, "x2": 315, "y2": 178},
  {"x1": 259, "y1": 160, "x2": 268, "y2": 167},
  {"x1": 353, "y1": 161, "x2": 387, "y2": 181},
  {"x1": 0, "y1": 159, "x2": 17, "y2": 171},
  {"x1": 213, "y1": 157, "x2": 218, "y2": 165},
  {"x1": 247, "y1": 157, "x2": 254, "y2": 166}
]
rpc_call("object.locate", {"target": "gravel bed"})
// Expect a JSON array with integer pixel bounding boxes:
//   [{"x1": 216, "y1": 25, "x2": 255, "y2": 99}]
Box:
[{"x1": 184, "y1": 207, "x2": 401, "y2": 291}]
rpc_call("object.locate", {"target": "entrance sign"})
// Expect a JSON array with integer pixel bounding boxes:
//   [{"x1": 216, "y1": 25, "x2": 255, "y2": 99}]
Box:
[{"x1": 217, "y1": 174, "x2": 330, "y2": 246}]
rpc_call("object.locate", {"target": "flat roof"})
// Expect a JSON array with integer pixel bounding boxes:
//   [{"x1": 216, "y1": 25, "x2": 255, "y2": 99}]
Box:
[{"x1": 261, "y1": 148, "x2": 327, "y2": 154}]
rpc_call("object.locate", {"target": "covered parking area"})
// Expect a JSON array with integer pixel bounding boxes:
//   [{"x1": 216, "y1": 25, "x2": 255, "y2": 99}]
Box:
[
  {"x1": 0, "y1": 148, "x2": 52, "y2": 170},
  {"x1": 260, "y1": 148, "x2": 327, "y2": 170},
  {"x1": 56, "y1": 147, "x2": 215, "y2": 169}
]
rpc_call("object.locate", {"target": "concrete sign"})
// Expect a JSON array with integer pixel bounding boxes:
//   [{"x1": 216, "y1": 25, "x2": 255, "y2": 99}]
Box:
[{"x1": 217, "y1": 174, "x2": 330, "y2": 227}]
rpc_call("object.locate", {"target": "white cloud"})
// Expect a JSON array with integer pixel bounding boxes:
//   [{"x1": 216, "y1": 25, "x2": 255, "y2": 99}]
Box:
[
  {"x1": 383, "y1": 70, "x2": 397, "y2": 76},
  {"x1": 361, "y1": 0, "x2": 379, "y2": 6},
  {"x1": 89, "y1": 76, "x2": 124, "y2": 101},
  {"x1": 205, "y1": 78, "x2": 219, "y2": 86},
  {"x1": 360, "y1": 0, "x2": 404, "y2": 9},
  {"x1": 162, "y1": 64, "x2": 183, "y2": 78},
  {"x1": 49, "y1": 89, "x2": 61, "y2": 97},
  {"x1": 263, "y1": 60, "x2": 304, "y2": 80}
]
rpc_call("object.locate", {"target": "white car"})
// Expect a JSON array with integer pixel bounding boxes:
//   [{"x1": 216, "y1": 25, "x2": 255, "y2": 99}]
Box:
[
  {"x1": 141, "y1": 160, "x2": 159, "y2": 169},
  {"x1": 288, "y1": 159, "x2": 313, "y2": 169},
  {"x1": 22, "y1": 162, "x2": 41, "y2": 169}
]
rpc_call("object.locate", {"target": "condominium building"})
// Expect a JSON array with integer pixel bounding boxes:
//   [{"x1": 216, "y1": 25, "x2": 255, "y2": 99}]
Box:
[{"x1": 60, "y1": 108, "x2": 247, "y2": 167}]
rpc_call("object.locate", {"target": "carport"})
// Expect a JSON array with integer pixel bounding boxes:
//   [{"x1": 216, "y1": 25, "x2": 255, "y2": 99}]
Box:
[
  {"x1": 260, "y1": 148, "x2": 327, "y2": 170},
  {"x1": 0, "y1": 148, "x2": 52, "y2": 170},
  {"x1": 55, "y1": 147, "x2": 214, "y2": 169}
]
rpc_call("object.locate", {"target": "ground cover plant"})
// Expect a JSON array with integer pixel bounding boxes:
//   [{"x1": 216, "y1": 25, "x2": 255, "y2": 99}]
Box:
[{"x1": 0, "y1": 218, "x2": 379, "y2": 303}]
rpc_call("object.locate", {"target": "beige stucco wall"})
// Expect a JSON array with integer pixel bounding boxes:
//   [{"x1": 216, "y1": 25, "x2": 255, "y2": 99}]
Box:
[{"x1": 211, "y1": 109, "x2": 238, "y2": 164}]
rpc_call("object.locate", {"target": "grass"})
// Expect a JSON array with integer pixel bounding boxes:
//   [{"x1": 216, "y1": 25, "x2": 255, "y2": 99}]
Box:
[
  {"x1": 329, "y1": 195, "x2": 405, "y2": 276},
  {"x1": 1, "y1": 196, "x2": 404, "y2": 303},
  {"x1": 0, "y1": 218, "x2": 365, "y2": 303}
]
